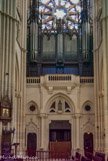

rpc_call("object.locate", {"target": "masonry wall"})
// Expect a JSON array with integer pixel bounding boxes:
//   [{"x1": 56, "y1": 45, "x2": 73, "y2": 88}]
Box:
[{"x1": 26, "y1": 75, "x2": 94, "y2": 155}]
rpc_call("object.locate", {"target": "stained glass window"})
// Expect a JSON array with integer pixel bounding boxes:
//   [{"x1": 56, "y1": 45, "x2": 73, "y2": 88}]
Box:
[{"x1": 39, "y1": 0, "x2": 81, "y2": 30}]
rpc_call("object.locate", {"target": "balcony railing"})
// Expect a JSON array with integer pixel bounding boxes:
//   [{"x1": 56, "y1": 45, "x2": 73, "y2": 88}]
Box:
[
  {"x1": 26, "y1": 77, "x2": 40, "y2": 84},
  {"x1": 48, "y1": 75, "x2": 72, "y2": 81},
  {"x1": 80, "y1": 77, "x2": 94, "y2": 83},
  {"x1": 26, "y1": 75, "x2": 94, "y2": 84}
]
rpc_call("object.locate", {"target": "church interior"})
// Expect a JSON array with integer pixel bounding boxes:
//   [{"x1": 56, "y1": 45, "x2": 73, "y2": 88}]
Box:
[{"x1": 0, "y1": 0, "x2": 108, "y2": 160}]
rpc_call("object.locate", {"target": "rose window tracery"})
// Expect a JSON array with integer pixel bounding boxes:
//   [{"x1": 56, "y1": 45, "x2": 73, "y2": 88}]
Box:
[{"x1": 39, "y1": 0, "x2": 81, "y2": 30}]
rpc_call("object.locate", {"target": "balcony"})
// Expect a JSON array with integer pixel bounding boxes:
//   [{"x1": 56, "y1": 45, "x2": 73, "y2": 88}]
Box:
[
  {"x1": 26, "y1": 77, "x2": 40, "y2": 84},
  {"x1": 27, "y1": 75, "x2": 94, "y2": 85},
  {"x1": 80, "y1": 77, "x2": 94, "y2": 84}
]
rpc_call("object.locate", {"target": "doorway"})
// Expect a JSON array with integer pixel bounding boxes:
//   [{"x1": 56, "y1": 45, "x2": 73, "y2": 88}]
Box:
[
  {"x1": 84, "y1": 132, "x2": 93, "y2": 156},
  {"x1": 27, "y1": 133, "x2": 37, "y2": 157},
  {"x1": 2, "y1": 131, "x2": 11, "y2": 155},
  {"x1": 49, "y1": 121, "x2": 71, "y2": 158}
]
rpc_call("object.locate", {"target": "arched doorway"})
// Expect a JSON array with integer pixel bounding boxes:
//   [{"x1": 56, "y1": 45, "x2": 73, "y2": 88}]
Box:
[
  {"x1": 27, "y1": 133, "x2": 37, "y2": 157},
  {"x1": 49, "y1": 120, "x2": 71, "y2": 158},
  {"x1": 84, "y1": 132, "x2": 93, "y2": 156}
]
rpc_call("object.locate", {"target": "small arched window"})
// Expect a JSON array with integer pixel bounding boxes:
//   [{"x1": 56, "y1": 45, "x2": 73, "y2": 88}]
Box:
[
  {"x1": 50, "y1": 102, "x2": 56, "y2": 113},
  {"x1": 49, "y1": 100, "x2": 72, "y2": 114},
  {"x1": 65, "y1": 102, "x2": 71, "y2": 113}
]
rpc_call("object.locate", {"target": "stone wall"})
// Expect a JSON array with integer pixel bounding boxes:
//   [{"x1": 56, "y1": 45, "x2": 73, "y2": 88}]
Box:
[{"x1": 26, "y1": 75, "x2": 94, "y2": 156}]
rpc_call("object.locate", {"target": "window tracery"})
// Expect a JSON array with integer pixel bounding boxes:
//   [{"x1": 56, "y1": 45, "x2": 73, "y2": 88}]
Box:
[
  {"x1": 49, "y1": 100, "x2": 71, "y2": 114},
  {"x1": 39, "y1": 0, "x2": 81, "y2": 30}
]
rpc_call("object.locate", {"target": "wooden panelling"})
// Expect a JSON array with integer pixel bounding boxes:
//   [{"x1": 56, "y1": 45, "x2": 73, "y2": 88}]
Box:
[{"x1": 50, "y1": 141, "x2": 71, "y2": 158}]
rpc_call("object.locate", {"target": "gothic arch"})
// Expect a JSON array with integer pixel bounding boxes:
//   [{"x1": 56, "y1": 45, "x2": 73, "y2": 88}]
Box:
[
  {"x1": 81, "y1": 121, "x2": 94, "y2": 152},
  {"x1": 45, "y1": 93, "x2": 75, "y2": 114},
  {"x1": 26, "y1": 121, "x2": 39, "y2": 149},
  {"x1": 82, "y1": 120, "x2": 94, "y2": 133},
  {"x1": 27, "y1": 100, "x2": 40, "y2": 114},
  {"x1": 26, "y1": 121, "x2": 39, "y2": 133},
  {"x1": 81, "y1": 100, "x2": 94, "y2": 114}
]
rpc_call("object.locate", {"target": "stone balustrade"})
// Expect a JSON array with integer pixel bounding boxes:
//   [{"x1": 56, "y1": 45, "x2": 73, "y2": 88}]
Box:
[
  {"x1": 26, "y1": 75, "x2": 94, "y2": 84},
  {"x1": 80, "y1": 77, "x2": 94, "y2": 83},
  {"x1": 48, "y1": 75, "x2": 72, "y2": 81},
  {"x1": 26, "y1": 77, "x2": 40, "y2": 84}
]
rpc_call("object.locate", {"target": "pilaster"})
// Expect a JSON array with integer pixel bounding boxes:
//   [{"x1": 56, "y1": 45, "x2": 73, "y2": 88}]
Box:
[
  {"x1": 40, "y1": 114, "x2": 48, "y2": 149},
  {"x1": 75, "y1": 114, "x2": 81, "y2": 150}
]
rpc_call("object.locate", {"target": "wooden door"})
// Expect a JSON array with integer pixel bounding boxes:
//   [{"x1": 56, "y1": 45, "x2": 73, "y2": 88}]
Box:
[
  {"x1": 27, "y1": 133, "x2": 37, "y2": 157},
  {"x1": 84, "y1": 132, "x2": 93, "y2": 156},
  {"x1": 2, "y1": 132, "x2": 11, "y2": 155}
]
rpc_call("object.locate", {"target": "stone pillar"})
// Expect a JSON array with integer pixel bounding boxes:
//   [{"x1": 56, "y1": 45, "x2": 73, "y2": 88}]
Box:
[
  {"x1": 93, "y1": 0, "x2": 99, "y2": 152},
  {"x1": 102, "y1": 0, "x2": 108, "y2": 155},
  {"x1": 98, "y1": 95, "x2": 101, "y2": 152},
  {"x1": 45, "y1": 120, "x2": 51, "y2": 151},
  {"x1": 99, "y1": 92, "x2": 104, "y2": 152},
  {"x1": 77, "y1": 86, "x2": 80, "y2": 109},
  {"x1": 71, "y1": 116, "x2": 76, "y2": 156},
  {"x1": 75, "y1": 114, "x2": 80, "y2": 150},
  {"x1": 40, "y1": 114, "x2": 47, "y2": 149}
]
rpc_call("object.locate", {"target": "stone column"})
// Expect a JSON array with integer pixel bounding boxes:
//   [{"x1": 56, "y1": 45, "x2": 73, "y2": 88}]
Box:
[
  {"x1": 71, "y1": 116, "x2": 76, "y2": 156},
  {"x1": 40, "y1": 114, "x2": 47, "y2": 149},
  {"x1": 102, "y1": 0, "x2": 108, "y2": 155},
  {"x1": 21, "y1": 49, "x2": 27, "y2": 156},
  {"x1": 98, "y1": 91, "x2": 104, "y2": 152},
  {"x1": 98, "y1": 95, "x2": 101, "y2": 152},
  {"x1": 93, "y1": 0, "x2": 98, "y2": 152},
  {"x1": 75, "y1": 114, "x2": 81, "y2": 150},
  {"x1": 45, "y1": 120, "x2": 51, "y2": 150},
  {"x1": 77, "y1": 86, "x2": 80, "y2": 109}
]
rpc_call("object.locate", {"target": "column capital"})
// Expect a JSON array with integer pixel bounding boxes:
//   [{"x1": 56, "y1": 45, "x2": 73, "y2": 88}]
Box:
[
  {"x1": 39, "y1": 113, "x2": 48, "y2": 118},
  {"x1": 74, "y1": 113, "x2": 81, "y2": 118}
]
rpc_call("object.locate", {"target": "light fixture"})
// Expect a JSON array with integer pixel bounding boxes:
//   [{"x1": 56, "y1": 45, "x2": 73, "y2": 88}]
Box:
[{"x1": 87, "y1": 132, "x2": 90, "y2": 135}]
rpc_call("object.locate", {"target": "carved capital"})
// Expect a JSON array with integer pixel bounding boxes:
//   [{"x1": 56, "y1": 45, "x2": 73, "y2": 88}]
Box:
[
  {"x1": 74, "y1": 113, "x2": 81, "y2": 118},
  {"x1": 39, "y1": 113, "x2": 48, "y2": 118}
]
